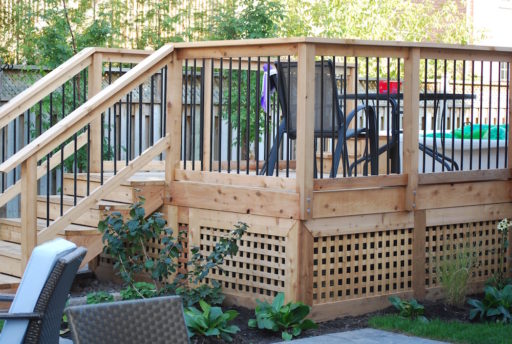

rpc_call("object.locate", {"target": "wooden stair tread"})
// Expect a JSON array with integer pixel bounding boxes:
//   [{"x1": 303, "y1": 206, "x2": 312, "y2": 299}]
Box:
[
  {"x1": 0, "y1": 218, "x2": 98, "y2": 235},
  {"x1": 0, "y1": 273, "x2": 21, "y2": 286},
  {"x1": 0, "y1": 240, "x2": 21, "y2": 259},
  {"x1": 63, "y1": 172, "x2": 165, "y2": 186},
  {"x1": 36, "y1": 195, "x2": 132, "y2": 208}
]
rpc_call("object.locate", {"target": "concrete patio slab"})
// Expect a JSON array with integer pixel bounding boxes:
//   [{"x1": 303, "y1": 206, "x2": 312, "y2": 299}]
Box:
[{"x1": 279, "y1": 328, "x2": 449, "y2": 344}]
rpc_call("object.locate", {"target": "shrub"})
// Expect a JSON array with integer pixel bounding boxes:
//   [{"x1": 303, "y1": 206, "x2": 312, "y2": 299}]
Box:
[
  {"x1": 98, "y1": 198, "x2": 248, "y2": 305},
  {"x1": 437, "y1": 246, "x2": 478, "y2": 306},
  {"x1": 388, "y1": 296, "x2": 428, "y2": 323},
  {"x1": 86, "y1": 291, "x2": 114, "y2": 304},
  {"x1": 468, "y1": 284, "x2": 512, "y2": 323},
  {"x1": 176, "y1": 281, "x2": 225, "y2": 307},
  {"x1": 248, "y1": 292, "x2": 317, "y2": 341},
  {"x1": 184, "y1": 300, "x2": 240, "y2": 342},
  {"x1": 120, "y1": 282, "x2": 157, "y2": 300}
]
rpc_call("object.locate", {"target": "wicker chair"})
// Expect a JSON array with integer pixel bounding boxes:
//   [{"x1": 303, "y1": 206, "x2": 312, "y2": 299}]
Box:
[
  {"x1": 65, "y1": 296, "x2": 189, "y2": 344},
  {"x1": 0, "y1": 239, "x2": 86, "y2": 344}
]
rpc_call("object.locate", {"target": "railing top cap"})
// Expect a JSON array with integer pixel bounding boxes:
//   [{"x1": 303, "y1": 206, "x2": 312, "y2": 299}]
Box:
[{"x1": 171, "y1": 37, "x2": 512, "y2": 53}]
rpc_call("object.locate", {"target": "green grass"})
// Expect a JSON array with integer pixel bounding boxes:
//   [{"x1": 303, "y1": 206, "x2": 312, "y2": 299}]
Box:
[
  {"x1": 369, "y1": 315, "x2": 512, "y2": 344},
  {"x1": 0, "y1": 319, "x2": 3, "y2": 331}
]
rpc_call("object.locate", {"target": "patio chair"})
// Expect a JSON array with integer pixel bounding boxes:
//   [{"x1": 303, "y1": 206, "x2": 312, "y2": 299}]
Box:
[
  {"x1": 0, "y1": 238, "x2": 86, "y2": 344},
  {"x1": 259, "y1": 59, "x2": 378, "y2": 177},
  {"x1": 65, "y1": 295, "x2": 189, "y2": 344}
]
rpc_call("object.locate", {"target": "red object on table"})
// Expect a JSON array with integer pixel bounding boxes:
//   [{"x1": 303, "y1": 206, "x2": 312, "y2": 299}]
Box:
[{"x1": 379, "y1": 80, "x2": 402, "y2": 94}]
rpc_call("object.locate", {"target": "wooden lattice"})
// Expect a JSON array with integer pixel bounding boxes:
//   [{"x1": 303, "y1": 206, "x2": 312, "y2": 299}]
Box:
[
  {"x1": 312, "y1": 228, "x2": 413, "y2": 304},
  {"x1": 425, "y1": 220, "x2": 507, "y2": 288},
  {"x1": 201, "y1": 226, "x2": 287, "y2": 298}
]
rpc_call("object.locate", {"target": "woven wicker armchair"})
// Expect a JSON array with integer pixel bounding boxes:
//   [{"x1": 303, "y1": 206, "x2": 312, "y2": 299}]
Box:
[
  {"x1": 65, "y1": 296, "x2": 189, "y2": 344},
  {"x1": 0, "y1": 239, "x2": 86, "y2": 344}
]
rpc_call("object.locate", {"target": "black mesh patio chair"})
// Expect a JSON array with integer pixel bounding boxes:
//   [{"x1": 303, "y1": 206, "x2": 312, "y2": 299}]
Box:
[
  {"x1": 0, "y1": 240, "x2": 86, "y2": 344},
  {"x1": 260, "y1": 60, "x2": 378, "y2": 177},
  {"x1": 65, "y1": 295, "x2": 189, "y2": 344}
]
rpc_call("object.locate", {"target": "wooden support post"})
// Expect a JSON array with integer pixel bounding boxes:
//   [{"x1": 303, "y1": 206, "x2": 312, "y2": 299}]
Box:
[
  {"x1": 403, "y1": 48, "x2": 420, "y2": 211},
  {"x1": 296, "y1": 43, "x2": 315, "y2": 220},
  {"x1": 203, "y1": 59, "x2": 213, "y2": 171},
  {"x1": 508, "y1": 55, "x2": 512, "y2": 172},
  {"x1": 285, "y1": 222, "x2": 314, "y2": 304},
  {"x1": 20, "y1": 156, "x2": 37, "y2": 270},
  {"x1": 412, "y1": 209, "x2": 426, "y2": 299},
  {"x1": 89, "y1": 53, "x2": 103, "y2": 173},
  {"x1": 165, "y1": 55, "x2": 183, "y2": 184}
]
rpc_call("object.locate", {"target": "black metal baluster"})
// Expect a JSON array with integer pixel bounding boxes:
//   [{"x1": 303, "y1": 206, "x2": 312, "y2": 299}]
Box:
[
  {"x1": 218, "y1": 58, "x2": 223, "y2": 173},
  {"x1": 192, "y1": 60, "x2": 197, "y2": 170},
  {"x1": 488, "y1": 62, "x2": 492, "y2": 169},
  {"x1": 209, "y1": 59, "x2": 214, "y2": 172},
  {"x1": 432, "y1": 59, "x2": 438, "y2": 172},
  {"x1": 138, "y1": 83, "x2": 143, "y2": 156},
  {"x1": 286, "y1": 55, "x2": 291, "y2": 177},
  {"x1": 200, "y1": 60, "x2": 205, "y2": 171},
  {"x1": 150, "y1": 74, "x2": 155, "y2": 147},
  {"x1": 47, "y1": 92, "x2": 53, "y2": 226},
  {"x1": 108, "y1": 64, "x2": 112, "y2": 160},
  {"x1": 320, "y1": 56, "x2": 324, "y2": 178},
  {"x1": 496, "y1": 62, "x2": 501, "y2": 168},
  {"x1": 422, "y1": 59, "x2": 427, "y2": 173},
  {"x1": 442, "y1": 60, "x2": 447, "y2": 172},
  {"x1": 342, "y1": 56, "x2": 347, "y2": 177},
  {"x1": 264, "y1": 56, "x2": 270, "y2": 175},
  {"x1": 479, "y1": 61, "x2": 484, "y2": 170},
  {"x1": 237, "y1": 57, "x2": 241, "y2": 174},
  {"x1": 354, "y1": 57, "x2": 358, "y2": 177},
  {"x1": 470, "y1": 61, "x2": 475, "y2": 170},
  {"x1": 451, "y1": 60, "x2": 456, "y2": 170},
  {"x1": 87, "y1": 124, "x2": 90, "y2": 196},
  {"x1": 183, "y1": 60, "x2": 188, "y2": 169},
  {"x1": 254, "y1": 57, "x2": 260, "y2": 174},
  {"x1": 396, "y1": 59, "x2": 401, "y2": 173},
  {"x1": 505, "y1": 63, "x2": 510, "y2": 167},
  {"x1": 461, "y1": 61, "x2": 466, "y2": 170},
  {"x1": 60, "y1": 84, "x2": 65, "y2": 216},
  {"x1": 364, "y1": 57, "x2": 369, "y2": 176},
  {"x1": 246, "y1": 57, "x2": 251, "y2": 175},
  {"x1": 227, "y1": 58, "x2": 232, "y2": 173},
  {"x1": 73, "y1": 76, "x2": 78, "y2": 206}
]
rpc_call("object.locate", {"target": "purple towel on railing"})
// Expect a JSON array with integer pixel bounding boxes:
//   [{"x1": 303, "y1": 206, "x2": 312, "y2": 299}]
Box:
[{"x1": 261, "y1": 63, "x2": 277, "y2": 113}]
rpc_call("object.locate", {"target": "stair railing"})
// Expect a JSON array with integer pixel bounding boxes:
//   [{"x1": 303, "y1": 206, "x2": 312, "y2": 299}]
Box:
[{"x1": 0, "y1": 45, "x2": 176, "y2": 268}]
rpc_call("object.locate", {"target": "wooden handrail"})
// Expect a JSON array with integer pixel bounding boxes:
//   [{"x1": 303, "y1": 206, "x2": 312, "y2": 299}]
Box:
[
  {"x1": 0, "y1": 48, "x2": 95, "y2": 130},
  {"x1": 0, "y1": 44, "x2": 174, "y2": 174}
]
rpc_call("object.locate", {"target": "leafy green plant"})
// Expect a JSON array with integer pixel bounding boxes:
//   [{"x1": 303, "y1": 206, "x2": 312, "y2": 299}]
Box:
[
  {"x1": 120, "y1": 282, "x2": 157, "y2": 300},
  {"x1": 248, "y1": 292, "x2": 317, "y2": 341},
  {"x1": 437, "y1": 246, "x2": 478, "y2": 306},
  {"x1": 468, "y1": 285, "x2": 512, "y2": 323},
  {"x1": 98, "y1": 198, "x2": 248, "y2": 305},
  {"x1": 176, "y1": 281, "x2": 225, "y2": 307},
  {"x1": 388, "y1": 296, "x2": 428, "y2": 323},
  {"x1": 486, "y1": 219, "x2": 512, "y2": 290},
  {"x1": 86, "y1": 291, "x2": 114, "y2": 304},
  {"x1": 184, "y1": 300, "x2": 240, "y2": 342}
]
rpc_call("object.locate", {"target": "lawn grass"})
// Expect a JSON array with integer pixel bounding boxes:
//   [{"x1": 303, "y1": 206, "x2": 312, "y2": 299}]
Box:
[
  {"x1": 0, "y1": 319, "x2": 3, "y2": 331},
  {"x1": 369, "y1": 315, "x2": 512, "y2": 344}
]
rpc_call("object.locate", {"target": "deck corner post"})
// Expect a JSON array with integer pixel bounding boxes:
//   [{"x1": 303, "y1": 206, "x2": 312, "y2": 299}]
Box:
[
  {"x1": 403, "y1": 47, "x2": 420, "y2": 211},
  {"x1": 20, "y1": 155, "x2": 38, "y2": 270},
  {"x1": 89, "y1": 52, "x2": 103, "y2": 173},
  {"x1": 296, "y1": 43, "x2": 316, "y2": 220},
  {"x1": 285, "y1": 221, "x2": 314, "y2": 305},
  {"x1": 165, "y1": 53, "x2": 183, "y2": 186}
]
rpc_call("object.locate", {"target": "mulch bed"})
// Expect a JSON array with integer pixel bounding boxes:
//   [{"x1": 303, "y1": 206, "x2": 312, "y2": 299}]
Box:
[{"x1": 70, "y1": 273, "x2": 478, "y2": 343}]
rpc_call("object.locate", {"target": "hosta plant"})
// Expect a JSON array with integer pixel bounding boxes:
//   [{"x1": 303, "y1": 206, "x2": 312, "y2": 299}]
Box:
[
  {"x1": 248, "y1": 292, "x2": 317, "y2": 341},
  {"x1": 468, "y1": 285, "x2": 512, "y2": 323},
  {"x1": 388, "y1": 296, "x2": 428, "y2": 323},
  {"x1": 184, "y1": 300, "x2": 240, "y2": 342}
]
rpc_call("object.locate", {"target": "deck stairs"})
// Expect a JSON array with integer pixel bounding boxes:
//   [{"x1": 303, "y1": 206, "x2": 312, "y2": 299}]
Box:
[{"x1": 0, "y1": 171, "x2": 165, "y2": 283}]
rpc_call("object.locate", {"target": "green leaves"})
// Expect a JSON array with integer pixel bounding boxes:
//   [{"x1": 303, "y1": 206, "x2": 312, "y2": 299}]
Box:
[
  {"x1": 184, "y1": 300, "x2": 240, "y2": 342},
  {"x1": 86, "y1": 291, "x2": 114, "y2": 304},
  {"x1": 468, "y1": 284, "x2": 512, "y2": 323},
  {"x1": 248, "y1": 292, "x2": 317, "y2": 341},
  {"x1": 388, "y1": 296, "x2": 427, "y2": 322}
]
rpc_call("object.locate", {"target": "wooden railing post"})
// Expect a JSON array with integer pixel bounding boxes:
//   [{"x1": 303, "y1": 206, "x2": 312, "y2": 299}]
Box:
[
  {"x1": 89, "y1": 53, "x2": 103, "y2": 173},
  {"x1": 20, "y1": 155, "x2": 37, "y2": 269},
  {"x1": 403, "y1": 47, "x2": 426, "y2": 299},
  {"x1": 296, "y1": 43, "x2": 315, "y2": 221},
  {"x1": 166, "y1": 51, "x2": 183, "y2": 231}
]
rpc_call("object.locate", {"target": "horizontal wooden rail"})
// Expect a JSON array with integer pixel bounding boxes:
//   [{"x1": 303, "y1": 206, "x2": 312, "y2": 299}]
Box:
[
  {"x1": 0, "y1": 44, "x2": 174, "y2": 174},
  {"x1": 0, "y1": 47, "x2": 95, "y2": 130},
  {"x1": 37, "y1": 135, "x2": 170, "y2": 243}
]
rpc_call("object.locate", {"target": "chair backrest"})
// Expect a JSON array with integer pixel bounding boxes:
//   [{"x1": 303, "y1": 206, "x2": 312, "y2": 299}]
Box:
[
  {"x1": 28, "y1": 247, "x2": 87, "y2": 344},
  {"x1": 66, "y1": 296, "x2": 189, "y2": 344},
  {"x1": 275, "y1": 59, "x2": 341, "y2": 139},
  {"x1": 0, "y1": 238, "x2": 77, "y2": 344}
]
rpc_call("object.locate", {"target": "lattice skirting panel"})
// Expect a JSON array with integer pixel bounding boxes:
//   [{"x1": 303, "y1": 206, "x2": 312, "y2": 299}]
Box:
[
  {"x1": 188, "y1": 208, "x2": 299, "y2": 306},
  {"x1": 312, "y1": 228, "x2": 414, "y2": 305},
  {"x1": 425, "y1": 220, "x2": 507, "y2": 289}
]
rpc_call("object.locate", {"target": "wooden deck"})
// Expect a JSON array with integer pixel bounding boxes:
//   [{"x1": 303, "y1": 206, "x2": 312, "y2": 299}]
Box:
[{"x1": 0, "y1": 39, "x2": 510, "y2": 320}]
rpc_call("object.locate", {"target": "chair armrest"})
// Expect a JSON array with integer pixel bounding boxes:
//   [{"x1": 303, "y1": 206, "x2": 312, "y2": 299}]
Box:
[
  {"x1": 0, "y1": 294, "x2": 15, "y2": 302},
  {"x1": 0, "y1": 311, "x2": 42, "y2": 320}
]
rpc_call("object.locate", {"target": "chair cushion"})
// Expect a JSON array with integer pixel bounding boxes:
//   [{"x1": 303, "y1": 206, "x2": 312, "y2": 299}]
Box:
[{"x1": 0, "y1": 238, "x2": 76, "y2": 344}]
